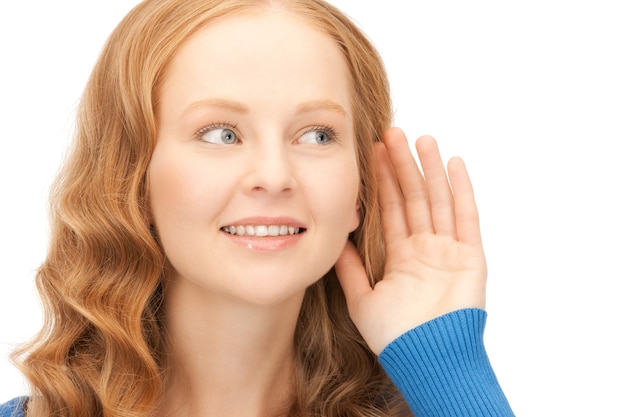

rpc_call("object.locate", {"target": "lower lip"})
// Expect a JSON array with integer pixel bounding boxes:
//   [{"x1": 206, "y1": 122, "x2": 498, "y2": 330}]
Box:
[{"x1": 222, "y1": 231, "x2": 305, "y2": 252}]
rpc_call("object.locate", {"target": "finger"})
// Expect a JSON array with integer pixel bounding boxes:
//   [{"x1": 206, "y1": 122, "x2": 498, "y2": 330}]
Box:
[
  {"x1": 334, "y1": 241, "x2": 372, "y2": 314},
  {"x1": 375, "y1": 139, "x2": 410, "y2": 244},
  {"x1": 382, "y1": 128, "x2": 433, "y2": 235},
  {"x1": 415, "y1": 135, "x2": 457, "y2": 238},
  {"x1": 448, "y1": 157, "x2": 482, "y2": 246}
]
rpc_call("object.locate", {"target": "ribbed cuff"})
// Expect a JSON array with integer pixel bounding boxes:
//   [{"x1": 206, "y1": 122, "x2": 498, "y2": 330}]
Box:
[{"x1": 379, "y1": 309, "x2": 514, "y2": 417}]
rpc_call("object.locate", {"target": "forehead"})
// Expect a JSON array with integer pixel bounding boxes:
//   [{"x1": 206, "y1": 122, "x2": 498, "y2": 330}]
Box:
[{"x1": 160, "y1": 9, "x2": 352, "y2": 116}]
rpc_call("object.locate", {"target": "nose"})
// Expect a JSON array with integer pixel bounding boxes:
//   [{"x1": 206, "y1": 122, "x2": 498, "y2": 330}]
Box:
[{"x1": 244, "y1": 139, "x2": 295, "y2": 197}]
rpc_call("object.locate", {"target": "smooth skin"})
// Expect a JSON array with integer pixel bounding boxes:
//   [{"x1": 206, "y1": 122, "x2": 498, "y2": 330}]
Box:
[{"x1": 336, "y1": 128, "x2": 487, "y2": 355}]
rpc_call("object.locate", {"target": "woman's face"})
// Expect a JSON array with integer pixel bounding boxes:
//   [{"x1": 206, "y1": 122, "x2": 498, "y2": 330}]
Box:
[{"x1": 148, "y1": 10, "x2": 360, "y2": 306}]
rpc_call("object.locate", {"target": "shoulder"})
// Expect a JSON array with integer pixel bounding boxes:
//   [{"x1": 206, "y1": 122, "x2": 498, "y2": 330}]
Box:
[{"x1": 0, "y1": 397, "x2": 27, "y2": 417}]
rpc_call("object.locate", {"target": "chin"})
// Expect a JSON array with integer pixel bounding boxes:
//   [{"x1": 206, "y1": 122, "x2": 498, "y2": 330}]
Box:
[{"x1": 221, "y1": 267, "x2": 327, "y2": 308}]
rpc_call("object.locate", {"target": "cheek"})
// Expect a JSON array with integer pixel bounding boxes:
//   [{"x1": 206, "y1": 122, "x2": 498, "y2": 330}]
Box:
[
  {"x1": 305, "y1": 155, "x2": 360, "y2": 232},
  {"x1": 148, "y1": 157, "x2": 193, "y2": 222},
  {"x1": 147, "y1": 150, "x2": 221, "y2": 232}
]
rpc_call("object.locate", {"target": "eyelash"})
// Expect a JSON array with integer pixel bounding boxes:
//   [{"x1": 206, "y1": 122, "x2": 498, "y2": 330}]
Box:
[
  {"x1": 193, "y1": 122, "x2": 339, "y2": 144},
  {"x1": 194, "y1": 121, "x2": 239, "y2": 139},
  {"x1": 302, "y1": 124, "x2": 339, "y2": 144}
]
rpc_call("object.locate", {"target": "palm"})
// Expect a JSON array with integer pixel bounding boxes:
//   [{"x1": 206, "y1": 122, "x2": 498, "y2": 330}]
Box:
[{"x1": 336, "y1": 129, "x2": 487, "y2": 354}]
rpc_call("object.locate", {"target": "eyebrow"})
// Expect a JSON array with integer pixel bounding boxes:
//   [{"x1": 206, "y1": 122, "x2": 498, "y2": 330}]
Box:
[
  {"x1": 181, "y1": 98, "x2": 348, "y2": 118},
  {"x1": 182, "y1": 98, "x2": 250, "y2": 117},
  {"x1": 295, "y1": 100, "x2": 348, "y2": 118}
]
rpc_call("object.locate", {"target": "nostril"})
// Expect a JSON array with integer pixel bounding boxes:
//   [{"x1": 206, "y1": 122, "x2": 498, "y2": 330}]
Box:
[
  {"x1": 249, "y1": 185, "x2": 293, "y2": 195},
  {"x1": 244, "y1": 150, "x2": 296, "y2": 195}
]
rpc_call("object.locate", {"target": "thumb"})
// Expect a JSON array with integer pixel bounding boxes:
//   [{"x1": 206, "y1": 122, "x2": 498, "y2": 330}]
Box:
[{"x1": 334, "y1": 241, "x2": 372, "y2": 314}]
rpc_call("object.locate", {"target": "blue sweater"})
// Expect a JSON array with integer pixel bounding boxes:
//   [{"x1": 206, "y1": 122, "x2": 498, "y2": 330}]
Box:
[
  {"x1": 0, "y1": 308, "x2": 513, "y2": 417},
  {"x1": 379, "y1": 308, "x2": 513, "y2": 416}
]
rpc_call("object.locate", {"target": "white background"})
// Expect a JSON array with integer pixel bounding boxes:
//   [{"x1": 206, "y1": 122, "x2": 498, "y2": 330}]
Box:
[{"x1": 1, "y1": 1, "x2": 625, "y2": 415}]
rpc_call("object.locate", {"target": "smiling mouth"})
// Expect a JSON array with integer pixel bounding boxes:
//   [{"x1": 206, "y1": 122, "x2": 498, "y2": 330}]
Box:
[{"x1": 220, "y1": 225, "x2": 305, "y2": 237}]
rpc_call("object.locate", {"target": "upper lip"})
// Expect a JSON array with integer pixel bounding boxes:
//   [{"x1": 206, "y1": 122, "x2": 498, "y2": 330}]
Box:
[{"x1": 221, "y1": 216, "x2": 307, "y2": 228}]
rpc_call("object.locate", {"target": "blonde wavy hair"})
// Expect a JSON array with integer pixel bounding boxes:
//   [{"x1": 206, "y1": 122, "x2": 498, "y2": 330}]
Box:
[{"x1": 13, "y1": 1, "x2": 407, "y2": 416}]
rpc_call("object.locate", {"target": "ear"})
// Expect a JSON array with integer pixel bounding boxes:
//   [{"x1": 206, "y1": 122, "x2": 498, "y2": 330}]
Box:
[{"x1": 349, "y1": 200, "x2": 361, "y2": 233}]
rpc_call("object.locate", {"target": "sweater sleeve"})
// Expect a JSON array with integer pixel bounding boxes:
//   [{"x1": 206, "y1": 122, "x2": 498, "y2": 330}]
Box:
[
  {"x1": 378, "y1": 308, "x2": 514, "y2": 417},
  {"x1": 0, "y1": 397, "x2": 26, "y2": 417}
]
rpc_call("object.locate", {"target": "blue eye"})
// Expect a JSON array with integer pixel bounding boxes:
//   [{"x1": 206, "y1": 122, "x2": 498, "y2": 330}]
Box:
[
  {"x1": 198, "y1": 126, "x2": 238, "y2": 144},
  {"x1": 300, "y1": 127, "x2": 336, "y2": 145}
]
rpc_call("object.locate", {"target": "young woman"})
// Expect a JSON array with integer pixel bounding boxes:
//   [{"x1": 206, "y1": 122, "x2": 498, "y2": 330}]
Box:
[{"x1": 1, "y1": 0, "x2": 513, "y2": 416}]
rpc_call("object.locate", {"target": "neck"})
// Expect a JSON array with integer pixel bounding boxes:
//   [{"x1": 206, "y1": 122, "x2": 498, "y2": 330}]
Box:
[{"x1": 158, "y1": 277, "x2": 303, "y2": 417}]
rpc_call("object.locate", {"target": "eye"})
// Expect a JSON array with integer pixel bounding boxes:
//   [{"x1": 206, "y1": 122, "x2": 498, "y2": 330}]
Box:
[
  {"x1": 196, "y1": 124, "x2": 239, "y2": 145},
  {"x1": 299, "y1": 126, "x2": 337, "y2": 145}
]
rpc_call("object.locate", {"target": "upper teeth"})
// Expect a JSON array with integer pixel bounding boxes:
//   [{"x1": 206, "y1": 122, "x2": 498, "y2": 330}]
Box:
[{"x1": 221, "y1": 225, "x2": 302, "y2": 237}]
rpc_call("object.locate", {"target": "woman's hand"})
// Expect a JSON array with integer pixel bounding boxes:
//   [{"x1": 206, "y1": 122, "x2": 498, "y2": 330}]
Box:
[{"x1": 335, "y1": 128, "x2": 487, "y2": 355}]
